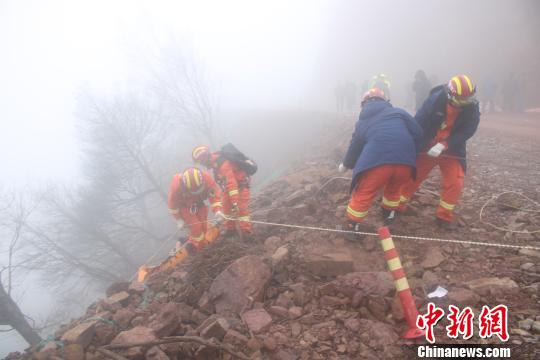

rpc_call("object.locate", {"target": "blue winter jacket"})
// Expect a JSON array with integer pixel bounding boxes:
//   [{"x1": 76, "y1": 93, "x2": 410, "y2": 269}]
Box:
[
  {"x1": 343, "y1": 100, "x2": 423, "y2": 191},
  {"x1": 415, "y1": 85, "x2": 480, "y2": 172}
]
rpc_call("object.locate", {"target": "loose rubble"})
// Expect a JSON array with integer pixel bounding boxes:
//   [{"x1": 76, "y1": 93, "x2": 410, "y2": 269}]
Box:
[{"x1": 7, "y1": 114, "x2": 540, "y2": 359}]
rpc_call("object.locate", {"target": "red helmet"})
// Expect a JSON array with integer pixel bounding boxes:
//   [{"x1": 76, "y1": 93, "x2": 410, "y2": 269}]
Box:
[
  {"x1": 181, "y1": 167, "x2": 205, "y2": 195},
  {"x1": 192, "y1": 145, "x2": 211, "y2": 164},
  {"x1": 447, "y1": 75, "x2": 476, "y2": 107},
  {"x1": 361, "y1": 88, "x2": 387, "y2": 106}
]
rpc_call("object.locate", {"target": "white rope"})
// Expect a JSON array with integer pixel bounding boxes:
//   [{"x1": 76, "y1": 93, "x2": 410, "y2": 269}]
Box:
[
  {"x1": 226, "y1": 216, "x2": 540, "y2": 251},
  {"x1": 479, "y1": 191, "x2": 540, "y2": 234}
]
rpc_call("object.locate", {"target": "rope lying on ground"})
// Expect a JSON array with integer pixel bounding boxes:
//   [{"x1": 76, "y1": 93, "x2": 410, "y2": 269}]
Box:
[{"x1": 479, "y1": 191, "x2": 540, "y2": 234}]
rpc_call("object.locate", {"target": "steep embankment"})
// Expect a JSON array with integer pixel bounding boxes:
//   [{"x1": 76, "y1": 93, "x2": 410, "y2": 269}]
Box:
[{"x1": 8, "y1": 112, "x2": 540, "y2": 359}]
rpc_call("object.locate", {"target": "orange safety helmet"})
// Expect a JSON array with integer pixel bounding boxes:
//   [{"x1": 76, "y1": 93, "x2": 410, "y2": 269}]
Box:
[
  {"x1": 361, "y1": 88, "x2": 388, "y2": 106},
  {"x1": 192, "y1": 145, "x2": 211, "y2": 165},
  {"x1": 181, "y1": 167, "x2": 205, "y2": 195},
  {"x1": 447, "y1": 75, "x2": 476, "y2": 107}
]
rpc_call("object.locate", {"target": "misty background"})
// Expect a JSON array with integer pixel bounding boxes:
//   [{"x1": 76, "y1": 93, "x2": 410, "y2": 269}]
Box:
[{"x1": 1, "y1": 0, "x2": 539, "y2": 356}]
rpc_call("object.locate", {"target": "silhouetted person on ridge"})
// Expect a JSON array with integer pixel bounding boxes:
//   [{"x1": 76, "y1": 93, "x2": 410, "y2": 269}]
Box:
[{"x1": 412, "y1": 70, "x2": 432, "y2": 111}]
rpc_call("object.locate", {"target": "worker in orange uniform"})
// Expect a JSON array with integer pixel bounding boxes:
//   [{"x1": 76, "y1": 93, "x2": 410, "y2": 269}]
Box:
[
  {"x1": 192, "y1": 145, "x2": 253, "y2": 237},
  {"x1": 399, "y1": 75, "x2": 480, "y2": 230},
  {"x1": 339, "y1": 88, "x2": 423, "y2": 238},
  {"x1": 168, "y1": 167, "x2": 224, "y2": 252}
]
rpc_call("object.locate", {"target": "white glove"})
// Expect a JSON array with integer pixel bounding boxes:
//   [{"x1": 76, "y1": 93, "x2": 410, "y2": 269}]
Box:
[
  {"x1": 176, "y1": 221, "x2": 184, "y2": 230},
  {"x1": 215, "y1": 211, "x2": 225, "y2": 223},
  {"x1": 338, "y1": 163, "x2": 346, "y2": 173},
  {"x1": 427, "y1": 143, "x2": 446, "y2": 157}
]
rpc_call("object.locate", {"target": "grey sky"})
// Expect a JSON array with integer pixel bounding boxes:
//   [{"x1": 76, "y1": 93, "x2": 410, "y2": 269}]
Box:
[{"x1": 0, "y1": 0, "x2": 327, "y2": 186}]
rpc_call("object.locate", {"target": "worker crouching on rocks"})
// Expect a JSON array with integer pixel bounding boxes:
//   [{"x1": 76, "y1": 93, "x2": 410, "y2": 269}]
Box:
[
  {"x1": 168, "y1": 167, "x2": 225, "y2": 252},
  {"x1": 339, "y1": 88, "x2": 423, "y2": 239},
  {"x1": 192, "y1": 145, "x2": 255, "y2": 238},
  {"x1": 399, "y1": 75, "x2": 480, "y2": 230}
]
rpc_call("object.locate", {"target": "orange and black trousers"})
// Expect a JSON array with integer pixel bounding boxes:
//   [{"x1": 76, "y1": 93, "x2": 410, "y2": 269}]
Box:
[
  {"x1": 399, "y1": 154, "x2": 464, "y2": 222},
  {"x1": 347, "y1": 165, "x2": 413, "y2": 222}
]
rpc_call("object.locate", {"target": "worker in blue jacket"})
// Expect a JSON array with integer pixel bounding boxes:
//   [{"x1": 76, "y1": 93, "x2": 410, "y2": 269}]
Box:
[
  {"x1": 338, "y1": 88, "x2": 423, "y2": 237},
  {"x1": 399, "y1": 75, "x2": 480, "y2": 229}
]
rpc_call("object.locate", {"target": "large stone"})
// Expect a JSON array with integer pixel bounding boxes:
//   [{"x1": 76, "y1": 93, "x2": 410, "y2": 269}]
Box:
[
  {"x1": 289, "y1": 283, "x2": 310, "y2": 306},
  {"x1": 61, "y1": 321, "x2": 97, "y2": 349},
  {"x1": 200, "y1": 317, "x2": 229, "y2": 340},
  {"x1": 421, "y1": 248, "x2": 445, "y2": 269},
  {"x1": 304, "y1": 252, "x2": 354, "y2": 277},
  {"x1": 241, "y1": 309, "x2": 273, "y2": 333},
  {"x1": 94, "y1": 321, "x2": 118, "y2": 345},
  {"x1": 367, "y1": 296, "x2": 388, "y2": 322},
  {"x1": 465, "y1": 277, "x2": 519, "y2": 296},
  {"x1": 146, "y1": 346, "x2": 170, "y2": 360},
  {"x1": 148, "y1": 302, "x2": 180, "y2": 337},
  {"x1": 113, "y1": 307, "x2": 137, "y2": 329},
  {"x1": 269, "y1": 306, "x2": 290, "y2": 319},
  {"x1": 128, "y1": 281, "x2": 146, "y2": 294},
  {"x1": 198, "y1": 292, "x2": 214, "y2": 314},
  {"x1": 208, "y1": 255, "x2": 271, "y2": 316},
  {"x1": 448, "y1": 288, "x2": 480, "y2": 306},
  {"x1": 330, "y1": 272, "x2": 394, "y2": 299},
  {"x1": 223, "y1": 329, "x2": 249, "y2": 347},
  {"x1": 272, "y1": 246, "x2": 289, "y2": 268},
  {"x1": 63, "y1": 344, "x2": 85, "y2": 360},
  {"x1": 288, "y1": 306, "x2": 303, "y2": 319},
  {"x1": 264, "y1": 236, "x2": 283, "y2": 254},
  {"x1": 519, "y1": 249, "x2": 540, "y2": 259},
  {"x1": 357, "y1": 319, "x2": 399, "y2": 350},
  {"x1": 111, "y1": 326, "x2": 156, "y2": 360},
  {"x1": 104, "y1": 291, "x2": 130, "y2": 310},
  {"x1": 271, "y1": 349, "x2": 298, "y2": 360},
  {"x1": 106, "y1": 282, "x2": 130, "y2": 297}
]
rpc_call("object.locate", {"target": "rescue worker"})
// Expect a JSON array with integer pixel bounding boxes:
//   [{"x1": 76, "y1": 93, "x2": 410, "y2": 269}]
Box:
[
  {"x1": 338, "y1": 88, "x2": 423, "y2": 236},
  {"x1": 399, "y1": 75, "x2": 480, "y2": 229},
  {"x1": 168, "y1": 167, "x2": 224, "y2": 252},
  {"x1": 192, "y1": 145, "x2": 252, "y2": 236},
  {"x1": 371, "y1": 73, "x2": 391, "y2": 100}
]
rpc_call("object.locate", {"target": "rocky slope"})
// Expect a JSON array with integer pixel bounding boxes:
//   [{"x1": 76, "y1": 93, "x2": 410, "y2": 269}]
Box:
[{"x1": 6, "y1": 113, "x2": 540, "y2": 360}]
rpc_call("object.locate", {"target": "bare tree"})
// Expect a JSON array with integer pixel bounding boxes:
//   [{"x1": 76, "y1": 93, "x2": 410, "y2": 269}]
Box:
[
  {"x1": 0, "y1": 192, "x2": 42, "y2": 346},
  {"x1": 148, "y1": 45, "x2": 218, "y2": 146}
]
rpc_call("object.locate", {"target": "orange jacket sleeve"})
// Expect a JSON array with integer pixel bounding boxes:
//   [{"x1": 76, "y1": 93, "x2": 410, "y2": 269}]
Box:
[
  {"x1": 167, "y1": 174, "x2": 183, "y2": 221},
  {"x1": 202, "y1": 171, "x2": 223, "y2": 213},
  {"x1": 218, "y1": 160, "x2": 239, "y2": 203}
]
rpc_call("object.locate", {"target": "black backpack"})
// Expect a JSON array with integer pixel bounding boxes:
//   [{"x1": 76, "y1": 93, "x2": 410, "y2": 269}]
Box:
[{"x1": 217, "y1": 143, "x2": 258, "y2": 176}]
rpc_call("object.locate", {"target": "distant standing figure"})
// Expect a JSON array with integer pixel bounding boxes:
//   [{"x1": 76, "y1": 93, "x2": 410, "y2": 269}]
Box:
[
  {"x1": 344, "y1": 82, "x2": 357, "y2": 111},
  {"x1": 412, "y1": 70, "x2": 432, "y2": 111},
  {"x1": 335, "y1": 82, "x2": 345, "y2": 112},
  {"x1": 371, "y1": 73, "x2": 391, "y2": 100},
  {"x1": 481, "y1": 76, "x2": 498, "y2": 113}
]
